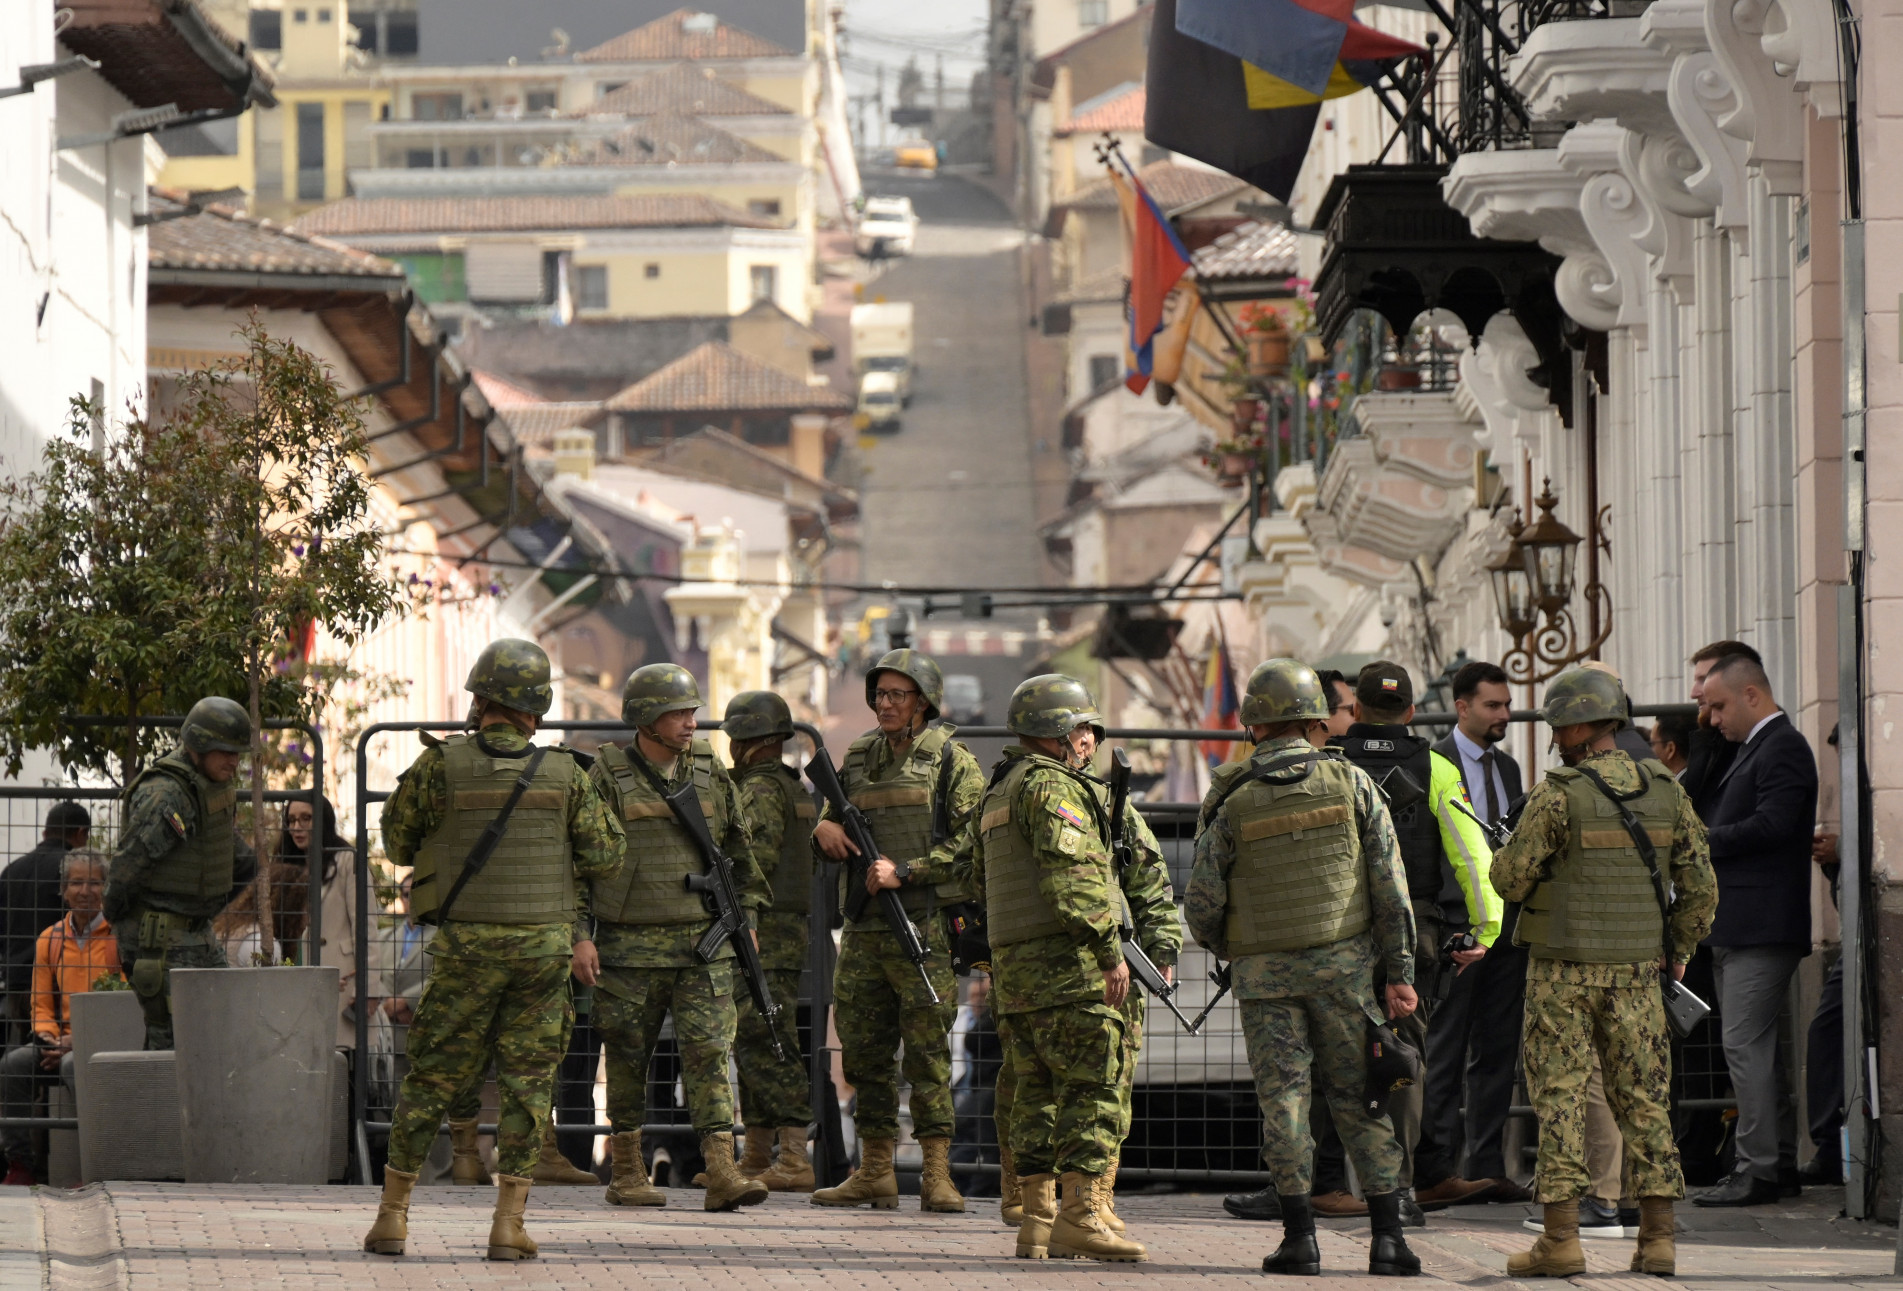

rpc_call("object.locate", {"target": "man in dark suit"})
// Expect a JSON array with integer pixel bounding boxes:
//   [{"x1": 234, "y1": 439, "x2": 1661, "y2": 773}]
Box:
[
  {"x1": 1426, "y1": 660, "x2": 1530, "y2": 1203},
  {"x1": 1692, "y1": 653, "x2": 1816, "y2": 1207},
  {"x1": 1682, "y1": 641, "x2": 1760, "y2": 820}
]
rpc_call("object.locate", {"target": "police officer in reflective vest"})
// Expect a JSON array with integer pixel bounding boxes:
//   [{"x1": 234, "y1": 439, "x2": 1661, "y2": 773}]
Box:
[
  {"x1": 364, "y1": 639, "x2": 626, "y2": 1262},
  {"x1": 589, "y1": 664, "x2": 771, "y2": 1213},
  {"x1": 721, "y1": 689, "x2": 816, "y2": 1190},
  {"x1": 1490, "y1": 668, "x2": 1716, "y2": 1279},
  {"x1": 1185, "y1": 658, "x2": 1422, "y2": 1278},
  {"x1": 811, "y1": 649, "x2": 982, "y2": 1212},
  {"x1": 105, "y1": 697, "x2": 259, "y2": 1051}
]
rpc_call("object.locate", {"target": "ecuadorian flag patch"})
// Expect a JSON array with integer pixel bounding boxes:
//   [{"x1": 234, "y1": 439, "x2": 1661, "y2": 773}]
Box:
[{"x1": 1053, "y1": 800, "x2": 1089, "y2": 829}]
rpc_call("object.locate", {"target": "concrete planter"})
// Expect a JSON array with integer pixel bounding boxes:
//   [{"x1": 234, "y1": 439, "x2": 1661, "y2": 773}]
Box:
[
  {"x1": 69, "y1": 990, "x2": 151, "y2": 1183},
  {"x1": 171, "y1": 966, "x2": 339, "y2": 1184}
]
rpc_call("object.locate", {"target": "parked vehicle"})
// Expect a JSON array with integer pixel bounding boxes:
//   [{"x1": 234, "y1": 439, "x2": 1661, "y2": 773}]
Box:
[
  {"x1": 857, "y1": 370, "x2": 903, "y2": 432},
  {"x1": 942, "y1": 673, "x2": 985, "y2": 724},
  {"x1": 850, "y1": 301, "x2": 915, "y2": 404},
  {"x1": 894, "y1": 139, "x2": 938, "y2": 172},
  {"x1": 854, "y1": 203, "x2": 917, "y2": 257}
]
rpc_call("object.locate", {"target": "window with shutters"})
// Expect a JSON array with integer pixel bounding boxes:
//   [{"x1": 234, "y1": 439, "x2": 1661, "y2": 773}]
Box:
[
  {"x1": 254, "y1": 107, "x2": 283, "y2": 201},
  {"x1": 465, "y1": 244, "x2": 548, "y2": 303},
  {"x1": 749, "y1": 264, "x2": 777, "y2": 303},
  {"x1": 412, "y1": 92, "x2": 463, "y2": 121},
  {"x1": 577, "y1": 265, "x2": 609, "y2": 311},
  {"x1": 296, "y1": 103, "x2": 326, "y2": 201}
]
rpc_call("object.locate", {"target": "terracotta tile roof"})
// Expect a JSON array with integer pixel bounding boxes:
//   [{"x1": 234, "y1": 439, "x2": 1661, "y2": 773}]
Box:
[
  {"x1": 496, "y1": 403, "x2": 605, "y2": 444},
  {"x1": 576, "y1": 8, "x2": 795, "y2": 62},
  {"x1": 146, "y1": 192, "x2": 404, "y2": 278},
  {"x1": 564, "y1": 115, "x2": 783, "y2": 166},
  {"x1": 291, "y1": 194, "x2": 776, "y2": 237},
  {"x1": 1193, "y1": 220, "x2": 1300, "y2": 280},
  {"x1": 572, "y1": 63, "x2": 791, "y2": 118},
  {"x1": 1063, "y1": 160, "x2": 1250, "y2": 215},
  {"x1": 1060, "y1": 83, "x2": 1144, "y2": 135},
  {"x1": 604, "y1": 341, "x2": 852, "y2": 412},
  {"x1": 473, "y1": 369, "x2": 546, "y2": 406},
  {"x1": 62, "y1": 0, "x2": 275, "y2": 112}
]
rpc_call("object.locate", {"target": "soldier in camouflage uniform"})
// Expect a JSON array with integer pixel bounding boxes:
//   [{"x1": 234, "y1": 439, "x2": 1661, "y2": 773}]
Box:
[
  {"x1": 363, "y1": 639, "x2": 626, "y2": 1263},
  {"x1": 1186, "y1": 658, "x2": 1422, "y2": 1278},
  {"x1": 971, "y1": 675, "x2": 1147, "y2": 1262},
  {"x1": 811, "y1": 650, "x2": 982, "y2": 1213},
  {"x1": 589, "y1": 664, "x2": 771, "y2": 1214},
  {"x1": 721, "y1": 690, "x2": 816, "y2": 1190},
  {"x1": 105, "y1": 697, "x2": 260, "y2": 1052},
  {"x1": 1491, "y1": 668, "x2": 1716, "y2": 1279}
]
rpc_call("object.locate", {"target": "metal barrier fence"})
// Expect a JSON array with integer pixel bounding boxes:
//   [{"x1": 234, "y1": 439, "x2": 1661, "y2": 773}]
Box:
[{"x1": 344, "y1": 704, "x2": 1748, "y2": 1193}]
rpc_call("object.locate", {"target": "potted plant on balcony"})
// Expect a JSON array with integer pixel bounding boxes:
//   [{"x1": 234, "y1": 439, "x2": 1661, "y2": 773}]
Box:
[{"x1": 1239, "y1": 301, "x2": 1292, "y2": 378}]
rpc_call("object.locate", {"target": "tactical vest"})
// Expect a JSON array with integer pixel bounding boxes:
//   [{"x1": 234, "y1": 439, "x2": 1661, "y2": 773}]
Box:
[
  {"x1": 1516, "y1": 760, "x2": 1677, "y2": 963},
  {"x1": 1214, "y1": 752, "x2": 1368, "y2": 955},
  {"x1": 981, "y1": 754, "x2": 1089, "y2": 947},
  {"x1": 411, "y1": 734, "x2": 578, "y2": 925},
  {"x1": 738, "y1": 760, "x2": 816, "y2": 915},
  {"x1": 123, "y1": 750, "x2": 236, "y2": 915},
  {"x1": 1333, "y1": 730, "x2": 1443, "y2": 900},
  {"x1": 592, "y1": 739, "x2": 724, "y2": 926},
  {"x1": 841, "y1": 726, "x2": 963, "y2": 925}
]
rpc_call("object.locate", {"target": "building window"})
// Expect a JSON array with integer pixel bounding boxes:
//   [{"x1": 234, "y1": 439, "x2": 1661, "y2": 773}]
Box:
[
  {"x1": 1088, "y1": 354, "x2": 1120, "y2": 389},
  {"x1": 749, "y1": 264, "x2": 778, "y2": 303},
  {"x1": 385, "y1": 11, "x2": 419, "y2": 55},
  {"x1": 597, "y1": 81, "x2": 627, "y2": 98},
  {"x1": 645, "y1": 263, "x2": 661, "y2": 279},
  {"x1": 577, "y1": 265, "x2": 609, "y2": 310},
  {"x1": 249, "y1": 9, "x2": 282, "y2": 49},
  {"x1": 412, "y1": 92, "x2": 464, "y2": 122},
  {"x1": 316, "y1": 7, "x2": 331, "y2": 21},
  {"x1": 254, "y1": 106, "x2": 283, "y2": 201},
  {"x1": 293, "y1": 7, "x2": 308, "y2": 21},
  {"x1": 296, "y1": 102, "x2": 326, "y2": 201},
  {"x1": 748, "y1": 199, "x2": 782, "y2": 217},
  {"x1": 1078, "y1": 0, "x2": 1108, "y2": 25},
  {"x1": 406, "y1": 148, "x2": 436, "y2": 169},
  {"x1": 526, "y1": 90, "x2": 558, "y2": 113}
]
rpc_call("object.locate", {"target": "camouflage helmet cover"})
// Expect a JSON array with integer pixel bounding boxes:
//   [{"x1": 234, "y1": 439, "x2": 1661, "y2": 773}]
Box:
[
  {"x1": 180, "y1": 696, "x2": 252, "y2": 755},
  {"x1": 1541, "y1": 666, "x2": 1628, "y2": 731},
  {"x1": 623, "y1": 663, "x2": 702, "y2": 728},
  {"x1": 1006, "y1": 674, "x2": 1103, "y2": 740},
  {"x1": 722, "y1": 689, "x2": 793, "y2": 742},
  {"x1": 466, "y1": 638, "x2": 554, "y2": 717},
  {"x1": 1240, "y1": 658, "x2": 1329, "y2": 726},
  {"x1": 865, "y1": 649, "x2": 945, "y2": 720}
]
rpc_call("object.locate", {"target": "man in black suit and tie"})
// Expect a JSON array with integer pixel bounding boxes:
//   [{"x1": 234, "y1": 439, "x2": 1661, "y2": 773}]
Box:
[
  {"x1": 1425, "y1": 660, "x2": 1531, "y2": 1203},
  {"x1": 1692, "y1": 652, "x2": 1816, "y2": 1207},
  {"x1": 1682, "y1": 641, "x2": 1760, "y2": 819}
]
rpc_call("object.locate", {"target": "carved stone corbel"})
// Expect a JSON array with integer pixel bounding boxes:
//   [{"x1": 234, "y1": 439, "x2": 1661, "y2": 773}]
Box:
[
  {"x1": 1665, "y1": 51, "x2": 1752, "y2": 228},
  {"x1": 1760, "y1": 0, "x2": 1842, "y2": 118},
  {"x1": 1459, "y1": 313, "x2": 1561, "y2": 457},
  {"x1": 1705, "y1": 0, "x2": 1807, "y2": 195},
  {"x1": 1443, "y1": 149, "x2": 1617, "y2": 333},
  {"x1": 1558, "y1": 122, "x2": 1651, "y2": 334},
  {"x1": 1622, "y1": 127, "x2": 1709, "y2": 302}
]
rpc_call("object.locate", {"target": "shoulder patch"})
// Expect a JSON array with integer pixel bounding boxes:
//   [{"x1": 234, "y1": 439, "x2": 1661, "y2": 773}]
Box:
[
  {"x1": 1052, "y1": 799, "x2": 1089, "y2": 830},
  {"x1": 166, "y1": 810, "x2": 189, "y2": 839},
  {"x1": 1057, "y1": 826, "x2": 1083, "y2": 855},
  {"x1": 1361, "y1": 738, "x2": 1395, "y2": 753}
]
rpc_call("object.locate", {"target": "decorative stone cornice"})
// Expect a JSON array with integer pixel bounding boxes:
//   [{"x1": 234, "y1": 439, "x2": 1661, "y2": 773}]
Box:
[
  {"x1": 1459, "y1": 313, "x2": 1562, "y2": 455},
  {"x1": 1623, "y1": 127, "x2": 1707, "y2": 298},
  {"x1": 1641, "y1": 0, "x2": 1710, "y2": 56},
  {"x1": 1761, "y1": 0, "x2": 1842, "y2": 118},
  {"x1": 1665, "y1": 50, "x2": 1751, "y2": 228},
  {"x1": 1302, "y1": 507, "x2": 1414, "y2": 589},
  {"x1": 1443, "y1": 148, "x2": 1617, "y2": 331},
  {"x1": 1234, "y1": 512, "x2": 1359, "y2": 660},
  {"x1": 1510, "y1": 17, "x2": 1678, "y2": 134},
  {"x1": 1558, "y1": 122, "x2": 1650, "y2": 334},
  {"x1": 1306, "y1": 392, "x2": 1477, "y2": 569},
  {"x1": 1706, "y1": 0, "x2": 1806, "y2": 195}
]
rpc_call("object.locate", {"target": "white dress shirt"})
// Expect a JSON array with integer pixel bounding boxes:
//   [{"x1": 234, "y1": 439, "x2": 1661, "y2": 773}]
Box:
[{"x1": 1451, "y1": 727, "x2": 1510, "y2": 823}]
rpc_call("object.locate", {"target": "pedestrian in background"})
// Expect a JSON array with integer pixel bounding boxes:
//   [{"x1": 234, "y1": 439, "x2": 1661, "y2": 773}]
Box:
[
  {"x1": 1693, "y1": 652, "x2": 1816, "y2": 1207},
  {"x1": 1317, "y1": 668, "x2": 1356, "y2": 740},
  {"x1": 1, "y1": 803, "x2": 91, "y2": 1048},
  {"x1": 1649, "y1": 711, "x2": 1695, "y2": 778}
]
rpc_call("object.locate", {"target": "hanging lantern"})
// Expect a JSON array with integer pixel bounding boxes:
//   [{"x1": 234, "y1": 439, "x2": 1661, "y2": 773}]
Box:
[
  {"x1": 1517, "y1": 480, "x2": 1582, "y2": 617},
  {"x1": 1487, "y1": 511, "x2": 1537, "y2": 641}
]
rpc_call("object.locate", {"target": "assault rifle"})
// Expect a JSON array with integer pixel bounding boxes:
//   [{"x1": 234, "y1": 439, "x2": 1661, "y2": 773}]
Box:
[
  {"x1": 1106, "y1": 749, "x2": 1201, "y2": 1034},
  {"x1": 1186, "y1": 962, "x2": 1233, "y2": 1034},
  {"x1": 631, "y1": 758, "x2": 787, "y2": 1061},
  {"x1": 793, "y1": 723, "x2": 941, "y2": 1006}
]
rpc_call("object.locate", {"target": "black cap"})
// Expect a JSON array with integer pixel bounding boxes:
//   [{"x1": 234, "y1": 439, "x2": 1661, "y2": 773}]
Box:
[
  {"x1": 45, "y1": 802, "x2": 91, "y2": 833},
  {"x1": 1355, "y1": 661, "x2": 1413, "y2": 711},
  {"x1": 1363, "y1": 1019, "x2": 1421, "y2": 1116}
]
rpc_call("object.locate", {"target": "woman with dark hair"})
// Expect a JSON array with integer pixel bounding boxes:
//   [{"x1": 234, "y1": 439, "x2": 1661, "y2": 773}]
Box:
[{"x1": 280, "y1": 794, "x2": 372, "y2": 1046}]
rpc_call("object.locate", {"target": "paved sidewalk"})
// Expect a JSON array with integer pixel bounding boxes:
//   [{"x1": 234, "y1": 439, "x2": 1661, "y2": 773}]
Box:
[{"x1": 23, "y1": 1182, "x2": 1898, "y2": 1290}]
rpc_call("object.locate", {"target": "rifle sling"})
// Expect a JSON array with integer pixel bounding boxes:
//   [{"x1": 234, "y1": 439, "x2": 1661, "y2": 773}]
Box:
[{"x1": 438, "y1": 744, "x2": 553, "y2": 922}]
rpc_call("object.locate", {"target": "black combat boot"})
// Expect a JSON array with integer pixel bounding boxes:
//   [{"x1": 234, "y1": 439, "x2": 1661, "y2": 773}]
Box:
[
  {"x1": 1366, "y1": 1190, "x2": 1423, "y2": 1277},
  {"x1": 1260, "y1": 1193, "x2": 1321, "y2": 1276}
]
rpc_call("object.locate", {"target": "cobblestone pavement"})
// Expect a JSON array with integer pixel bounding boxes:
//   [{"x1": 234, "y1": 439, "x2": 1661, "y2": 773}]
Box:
[{"x1": 22, "y1": 1182, "x2": 1897, "y2": 1290}]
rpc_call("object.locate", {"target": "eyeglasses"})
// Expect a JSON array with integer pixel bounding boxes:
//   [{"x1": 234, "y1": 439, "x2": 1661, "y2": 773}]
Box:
[{"x1": 872, "y1": 688, "x2": 921, "y2": 705}]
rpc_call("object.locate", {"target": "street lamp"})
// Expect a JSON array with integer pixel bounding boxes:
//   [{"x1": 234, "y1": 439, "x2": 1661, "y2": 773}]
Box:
[
  {"x1": 1489, "y1": 481, "x2": 1611, "y2": 684},
  {"x1": 1517, "y1": 481, "x2": 1582, "y2": 617},
  {"x1": 1486, "y1": 512, "x2": 1538, "y2": 640}
]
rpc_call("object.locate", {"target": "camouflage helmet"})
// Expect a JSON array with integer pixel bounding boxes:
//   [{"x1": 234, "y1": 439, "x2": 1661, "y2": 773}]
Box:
[
  {"x1": 466, "y1": 638, "x2": 553, "y2": 717},
  {"x1": 865, "y1": 649, "x2": 945, "y2": 720},
  {"x1": 180, "y1": 696, "x2": 252, "y2": 755},
  {"x1": 1542, "y1": 666, "x2": 1628, "y2": 731},
  {"x1": 1240, "y1": 658, "x2": 1329, "y2": 726},
  {"x1": 623, "y1": 663, "x2": 702, "y2": 728},
  {"x1": 722, "y1": 689, "x2": 793, "y2": 743},
  {"x1": 1006, "y1": 674, "x2": 1103, "y2": 740}
]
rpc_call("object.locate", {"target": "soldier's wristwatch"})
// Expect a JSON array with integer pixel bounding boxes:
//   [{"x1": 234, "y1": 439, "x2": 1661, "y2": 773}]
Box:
[{"x1": 891, "y1": 859, "x2": 912, "y2": 883}]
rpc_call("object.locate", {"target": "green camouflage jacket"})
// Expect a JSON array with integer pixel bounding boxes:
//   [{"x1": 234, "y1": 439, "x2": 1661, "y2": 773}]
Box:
[
  {"x1": 736, "y1": 762, "x2": 812, "y2": 973},
  {"x1": 105, "y1": 751, "x2": 259, "y2": 926},
  {"x1": 817, "y1": 727, "x2": 985, "y2": 893}
]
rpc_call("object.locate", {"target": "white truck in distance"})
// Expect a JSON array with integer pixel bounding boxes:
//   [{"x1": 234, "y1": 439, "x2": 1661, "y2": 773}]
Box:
[{"x1": 850, "y1": 301, "x2": 914, "y2": 406}]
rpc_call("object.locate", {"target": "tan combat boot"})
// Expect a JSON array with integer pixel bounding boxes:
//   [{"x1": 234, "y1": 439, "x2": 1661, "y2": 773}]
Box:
[
  {"x1": 756, "y1": 1126, "x2": 816, "y2": 1192},
  {"x1": 1630, "y1": 1196, "x2": 1676, "y2": 1276},
  {"x1": 362, "y1": 1166, "x2": 417, "y2": 1256},
  {"x1": 700, "y1": 1132, "x2": 770, "y2": 1212},
  {"x1": 485, "y1": 1174, "x2": 537, "y2": 1261},
  {"x1": 811, "y1": 1136, "x2": 899, "y2": 1209},
  {"x1": 604, "y1": 1130, "x2": 666, "y2": 1207},
  {"x1": 1509, "y1": 1200, "x2": 1587, "y2": 1277},
  {"x1": 531, "y1": 1122, "x2": 599, "y2": 1185},
  {"x1": 1098, "y1": 1156, "x2": 1125, "y2": 1233},
  {"x1": 1048, "y1": 1171, "x2": 1148, "y2": 1261},
  {"x1": 449, "y1": 1118, "x2": 491, "y2": 1186},
  {"x1": 1014, "y1": 1173, "x2": 1056, "y2": 1258},
  {"x1": 918, "y1": 1136, "x2": 966, "y2": 1212},
  {"x1": 738, "y1": 1125, "x2": 774, "y2": 1177},
  {"x1": 999, "y1": 1146, "x2": 1024, "y2": 1227}
]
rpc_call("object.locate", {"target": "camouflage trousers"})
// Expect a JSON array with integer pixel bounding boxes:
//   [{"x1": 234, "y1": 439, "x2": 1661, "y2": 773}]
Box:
[
  {"x1": 833, "y1": 924, "x2": 956, "y2": 1140},
  {"x1": 735, "y1": 967, "x2": 811, "y2": 1129},
  {"x1": 1523, "y1": 976, "x2": 1684, "y2": 1203},
  {"x1": 595, "y1": 962, "x2": 738, "y2": 1137},
  {"x1": 386, "y1": 953, "x2": 571, "y2": 1178},
  {"x1": 999, "y1": 1000, "x2": 1126, "y2": 1178},
  {"x1": 996, "y1": 992, "x2": 1144, "y2": 1152},
  {"x1": 119, "y1": 916, "x2": 227, "y2": 1052},
  {"x1": 1240, "y1": 987, "x2": 1403, "y2": 1196}
]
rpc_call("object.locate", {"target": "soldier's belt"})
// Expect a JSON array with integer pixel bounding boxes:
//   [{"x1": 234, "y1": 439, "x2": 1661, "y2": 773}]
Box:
[{"x1": 136, "y1": 909, "x2": 214, "y2": 948}]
